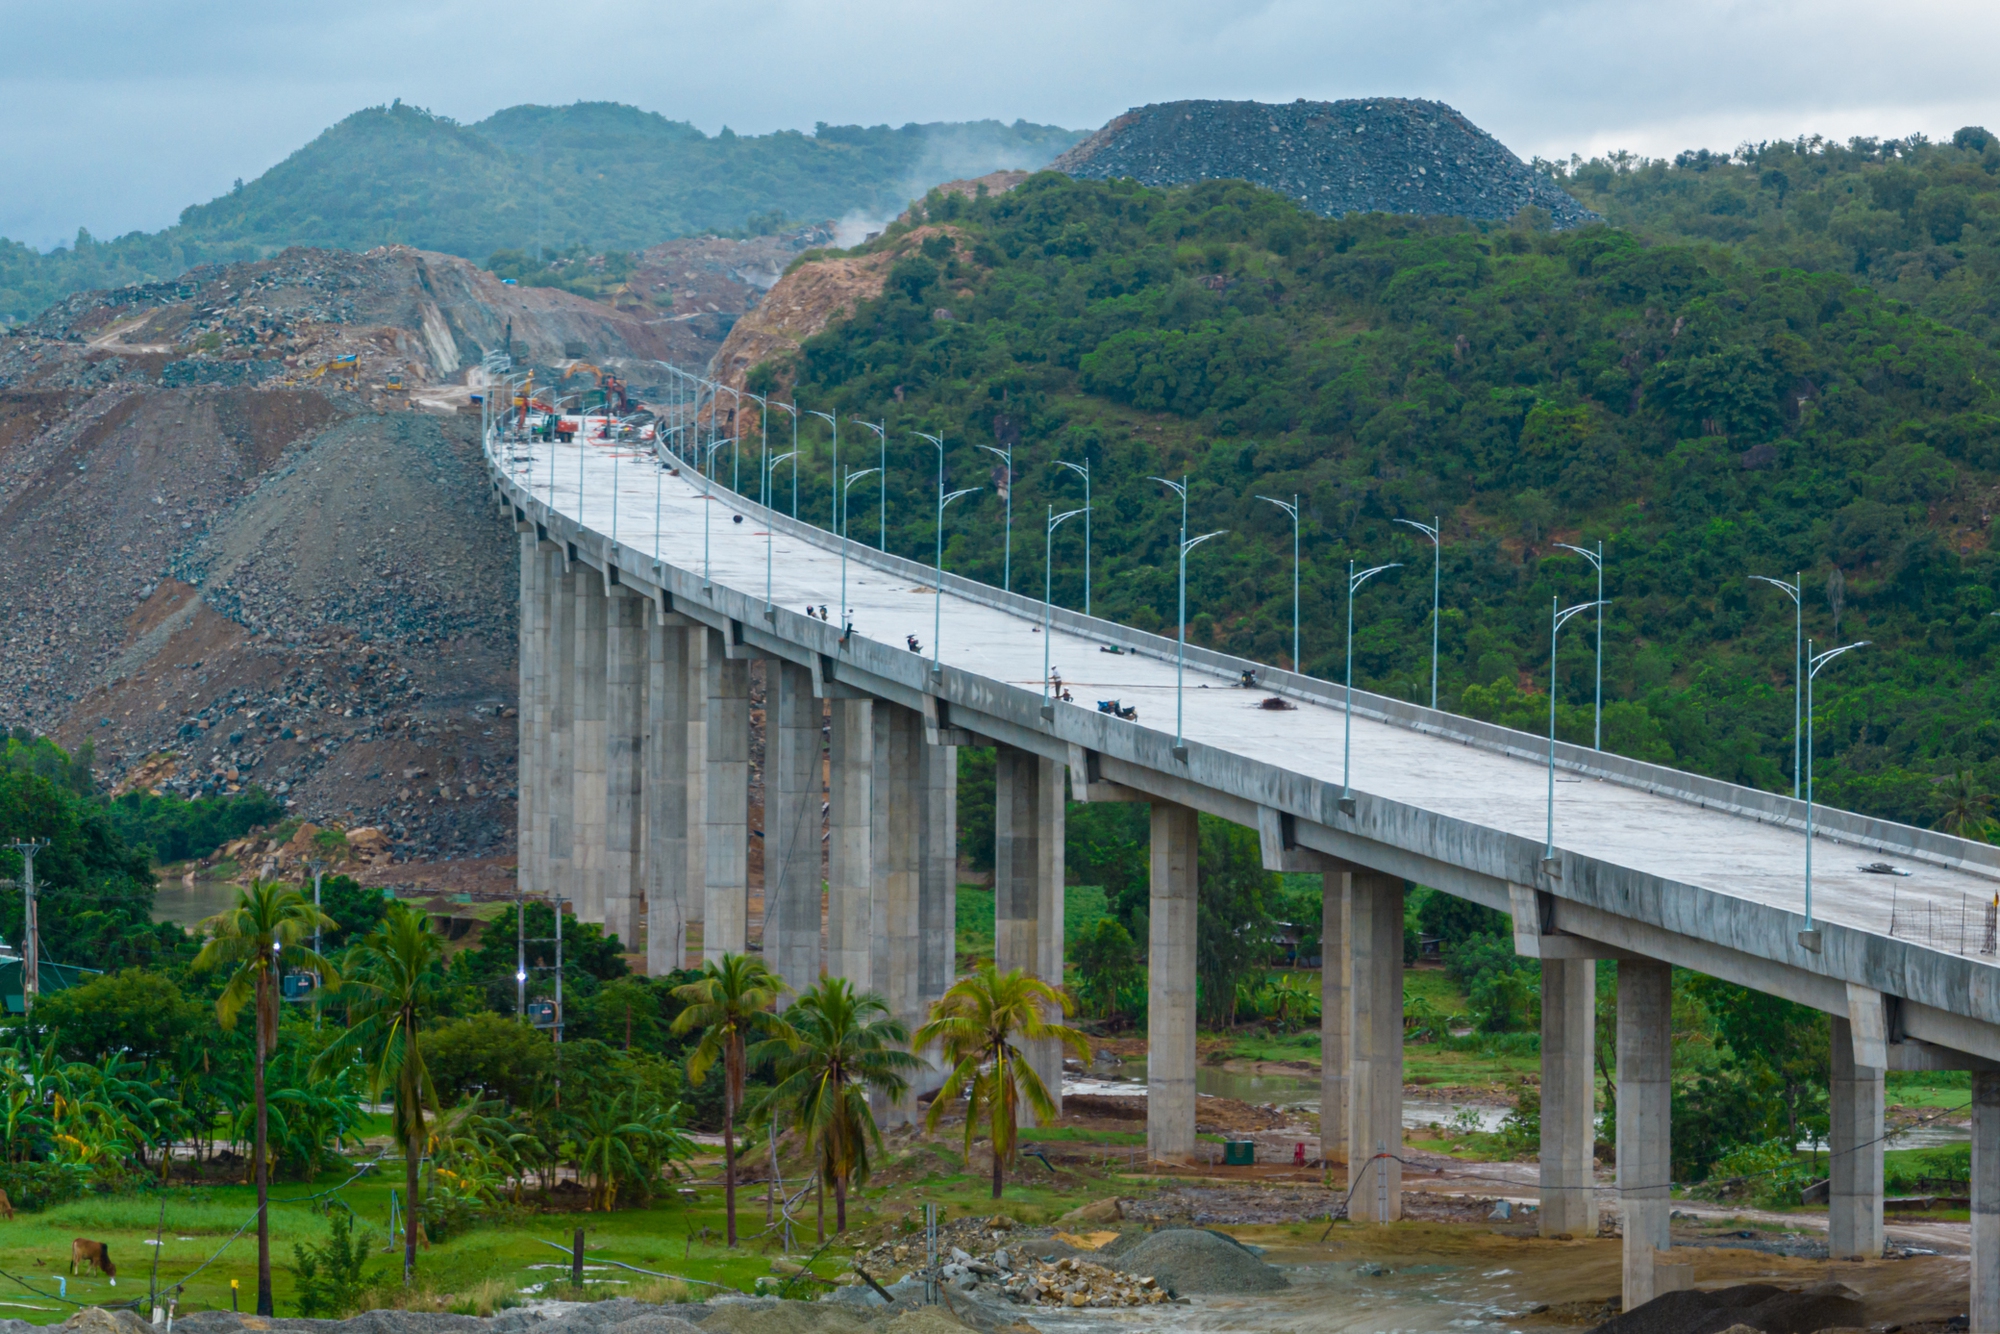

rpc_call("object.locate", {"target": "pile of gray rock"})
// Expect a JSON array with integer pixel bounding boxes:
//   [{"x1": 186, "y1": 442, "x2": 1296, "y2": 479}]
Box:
[{"x1": 1052, "y1": 97, "x2": 1598, "y2": 228}]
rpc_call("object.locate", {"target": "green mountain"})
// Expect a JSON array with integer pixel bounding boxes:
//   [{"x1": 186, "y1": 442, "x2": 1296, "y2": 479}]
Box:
[
  {"x1": 738, "y1": 173, "x2": 2000, "y2": 834},
  {"x1": 0, "y1": 101, "x2": 1086, "y2": 322}
]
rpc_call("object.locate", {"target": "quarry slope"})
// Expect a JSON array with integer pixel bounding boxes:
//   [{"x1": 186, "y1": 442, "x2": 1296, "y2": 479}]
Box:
[
  {"x1": 0, "y1": 242, "x2": 795, "y2": 884},
  {"x1": 1052, "y1": 97, "x2": 1596, "y2": 227}
]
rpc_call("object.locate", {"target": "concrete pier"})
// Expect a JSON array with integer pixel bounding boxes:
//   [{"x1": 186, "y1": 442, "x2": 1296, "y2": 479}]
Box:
[
  {"x1": 1540, "y1": 958, "x2": 1597, "y2": 1238},
  {"x1": 765, "y1": 659, "x2": 821, "y2": 995},
  {"x1": 1829, "y1": 1014, "x2": 1885, "y2": 1260},
  {"x1": 1349, "y1": 871, "x2": 1404, "y2": 1222},
  {"x1": 517, "y1": 532, "x2": 541, "y2": 897},
  {"x1": 826, "y1": 698, "x2": 873, "y2": 987},
  {"x1": 572, "y1": 567, "x2": 608, "y2": 922},
  {"x1": 918, "y1": 739, "x2": 957, "y2": 1010},
  {"x1": 703, "y1": 630, "x2": 749, "y2": 959},
  {"x1": 871, "y1": 704, "x2": 922, "y2": 1027},
  {"x1": 1976, "y1": 1071, "x2": 2000, "y2": 1333},
  {"x1": 603, "y1": 588, "x2": 646, "y2": 948},
  {"x1": 1618, "y1": 959, "x2": 1673, "y2": 1309},
  {"x1": 995, "y1": 747, "x2": 1064, "y2": 1114},
  {"x1": 1148, "y1": 801, "x2": 1197, "y2": 1163},
  {"x1": 1319, "y1": 866, "x2": 1350, "y2": 1167},
  {"x1": 543, "y1": 555, "x2": 575, "y2": 905},
  {"x1": 645, "y1": 621, "x2": 695, "y2": 973}
]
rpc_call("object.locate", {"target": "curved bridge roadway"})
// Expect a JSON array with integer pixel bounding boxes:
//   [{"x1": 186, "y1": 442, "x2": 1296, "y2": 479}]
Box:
[{"x1": 488, "y1": 423, "x2": 2000, "y2": 1323}]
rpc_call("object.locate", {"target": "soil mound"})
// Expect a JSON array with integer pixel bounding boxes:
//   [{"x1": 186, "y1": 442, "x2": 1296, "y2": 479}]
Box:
[
  {"x1": 1111, "y1": 1227, "x2": 1288, "y2": 1295},
  {"x1": 1052, "y1": 98, "x2": 1597, "y2": 228},
  {"x1": 1588, "y1": 1280, "x2": 1864, "y2": 1334}
]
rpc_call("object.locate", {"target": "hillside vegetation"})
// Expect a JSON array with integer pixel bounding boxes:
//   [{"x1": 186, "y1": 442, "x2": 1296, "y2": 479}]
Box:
[
  {"x1": 0, "y1": 102, "x2": 1084, "y2": 323},
  {"x1": 743, "y1": 172, "x2": 2000, "y2": 832}
]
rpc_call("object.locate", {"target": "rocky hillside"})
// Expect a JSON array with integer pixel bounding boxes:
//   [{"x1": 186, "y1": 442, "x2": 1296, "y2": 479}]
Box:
[
  {"x1": 1052, "y1": 98, "x2": 1596, "y2": 227},
  {"x1": 0, "y1": 244, "x2": 720, "y2": 886}
]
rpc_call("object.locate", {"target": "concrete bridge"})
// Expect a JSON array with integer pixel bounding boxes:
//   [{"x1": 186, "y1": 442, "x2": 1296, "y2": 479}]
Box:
[{"x1": 485, "y1": 406, "x2": 2000, "y2": 1322}]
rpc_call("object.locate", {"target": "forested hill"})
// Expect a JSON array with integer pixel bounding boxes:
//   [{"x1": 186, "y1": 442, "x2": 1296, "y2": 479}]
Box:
[
  {"x1": 1552, "y1": 128, "x2": 2000, "y2": 348},
  {"x1": 750, "y1": 173, "x2": 2000, "y2": 833},
  {"x1": 0, "y1": 102, "x2": 1085, "y2": 323}
]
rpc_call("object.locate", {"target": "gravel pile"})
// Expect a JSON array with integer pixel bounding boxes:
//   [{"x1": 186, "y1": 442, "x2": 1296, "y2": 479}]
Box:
[
  {"x1": 1052, "y1": 97, "x2": 1597, "y2": 228},
  {"x1": 1110, "y1": 1227, "x2": 1289, "y2": 1295},
  {"x1": 1586, "y1": 1280, "x2": 1864, "y2": 1334},
  {"x1": 999, "y1": 1253, "x2": 1167, "y2": 1308}
]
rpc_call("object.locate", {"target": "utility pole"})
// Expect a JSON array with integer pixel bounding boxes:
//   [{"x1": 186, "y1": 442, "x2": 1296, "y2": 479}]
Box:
[
  {"x1": 309, "y1": 860, "x2": 324, "y2": 1029},
  {"x1": 5, "y1": 841, "x2": 47, "y2": 1014},
  {"x1": 515, "y1": 891, "x2": 527, "y2": 1022}
]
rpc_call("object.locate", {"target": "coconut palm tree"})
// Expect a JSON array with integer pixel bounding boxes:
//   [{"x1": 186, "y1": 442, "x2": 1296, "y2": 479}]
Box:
[
  {"x1": 754, "y1": 977, "x2": 920, "y2": 1233},
  {"x1": 914, "y1": 964, "x2": 1089, "y2": 1200},
  {"x1": 312, "y1": 902, "x2": 445, "y2": 1283},
  {"x1": 194, "y1": 879, "x2": 334, "y2": 1316},
  {"x1": 1935, "y1": 769, "x2": 1995, "y2": 839},
  {"x1": 670, "y1": 953, "x2": 788, "y2": 1246}
]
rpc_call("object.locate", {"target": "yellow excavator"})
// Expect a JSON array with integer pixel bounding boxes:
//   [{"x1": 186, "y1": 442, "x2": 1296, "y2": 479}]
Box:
[
  {"x1": 564, "y1": 360, "x2": 630, "y2": 413},
  {"x1": 309, "y1": 353, "x2": 360, "y2": 388}
]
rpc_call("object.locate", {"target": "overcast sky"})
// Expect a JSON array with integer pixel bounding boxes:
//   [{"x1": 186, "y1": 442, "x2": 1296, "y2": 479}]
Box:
[{"x1": 7, "y1": 0, "x2": 1999, "y2": 250}]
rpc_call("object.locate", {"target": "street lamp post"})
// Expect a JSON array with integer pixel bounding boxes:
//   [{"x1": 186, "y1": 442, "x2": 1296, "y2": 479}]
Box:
[
  {"x1": 1256, "y1": 494, "x2": 1301, "y2": 669},
  {"x1": 1393, "y1": 516, "x2": 1442, "y2": 710},
  {"x1": 1554, "y1": 541, "x2": 1606, "y2": 748},
  {"x1": 763, "y1": 449, "x2": 799, "y2": 620},
  {"x1": 808, "y1": 410, "x2": 839, "y2": 534},
  {"x1": 977, "y1": 441, "x2": 1014, "y2": 592},
  {"x1": 1802, "y1": 638, "x2": 1868, "y2": 947},
  {"x1": 1151, "y1": 473, "x2": 1223, "y2": 763},
  {"x1": 1749, "y1": 573, "x2": 1805, "y2": 799},
  {"x1": 838, "y1": 466, "x2": 880, "y2": 639},
  {"x1": 1545, "y1": 597, "x2": 1608, "y2": 861},
  {"x1": 1042, "y1": 505, "x2": 1090, "y2": 717},
  {"x1": 1342, "y1": 559, "x2": 1403, "y2": 812},
  {"x1": 701, "y1": 437, "x2": 733, "y2": 590},
  {"x1": 766, "y1": 399, "x2": 800, "y2": 518},
  {"x1": 1055, "y1": 459, "x2": 1091, "y2": 615},
  {"x1": 851, "y1": 418, "x2": 888, "y2": 550},
  {"x1": 914, "y1": 431, "x2": 979, "y2": 676}
]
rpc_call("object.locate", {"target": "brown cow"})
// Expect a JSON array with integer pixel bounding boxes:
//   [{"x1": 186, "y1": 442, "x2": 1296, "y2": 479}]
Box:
[{"x1": 69, "y1": 1239, "x2": 115, "y2": 1284}]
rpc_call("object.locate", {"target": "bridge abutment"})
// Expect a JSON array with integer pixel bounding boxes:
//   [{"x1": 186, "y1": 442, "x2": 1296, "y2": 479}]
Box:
[
  {"x1": 1349, "y1": 870, "x2": 1405, "y2": 1221},
  {"x1": 1540, "y1": 957, "x2": 1597, "y2": 1238}
]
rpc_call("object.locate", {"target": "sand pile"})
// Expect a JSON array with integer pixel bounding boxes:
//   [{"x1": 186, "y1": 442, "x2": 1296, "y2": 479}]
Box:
[{"x1": 1587, "y1": 1280, "x2": 1865, "y2": 1334}]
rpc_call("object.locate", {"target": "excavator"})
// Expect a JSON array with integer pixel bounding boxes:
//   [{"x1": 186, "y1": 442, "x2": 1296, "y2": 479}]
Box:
[
  {"x1": 308, "y1": 353, "x2": 360, "y2": 388},
  {"x1": 564, "y1": 360, "x2": 630, "y2": 413}
]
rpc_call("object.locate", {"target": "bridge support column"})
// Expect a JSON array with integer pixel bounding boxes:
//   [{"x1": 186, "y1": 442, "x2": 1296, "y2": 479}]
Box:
[
  {"x1": 1319, "y1": 866, "x2": 1350, "y2": 1167},
  {"x1": 703, "y1": 629, "x2": 749, "y2": 960},
  {"x1": 1348, "y1": 871, "x2": 1404, "y2": 1221},
  {"x1": 603, "y1": 588, "x2": 645, "y2": 950},
  {"x1": 1618, "y1": 959, "x2": 1673, "y2": 1309},
  {"x1": 517, "y1": 531, "x2": 541, "y2": 898},
  {"x1": 995, "y1": 746, "x2": 1064, "y2": 1120},
  {"x1": 765, "y1": 659, "x2": 821, "y2": 996},
  {"x1": 544, "y1": 554, "x2": 575, "y2": 905},
  {"x1": 1540, "y1": 958, "x2": 1597, "y2": 1238},
  {"x1": 918, "y1": 738, "x2": 958, "y2": 1010},
  {"x1": 572, "y1": 566, "x2": 608, "y2": 923},
  {"x1": 826, "y1": 698, "x2": 873, "y2": 988},
  {"x1": 870, "y1": 703, "x2": 923, "y2": 1125},
  {"x1": 645, "y1": 620, "x2": 695, "y2": 974},
  {"x1": 1976, "y1": 1071, "x2": 2000, "y2": 1333},
  {"x1": 1829, "y1": 1015, "x2": 1885, "y2": 1260},
  {"x1": 1148, "y1": 800, "x2": 1198, "y2": 1162}
]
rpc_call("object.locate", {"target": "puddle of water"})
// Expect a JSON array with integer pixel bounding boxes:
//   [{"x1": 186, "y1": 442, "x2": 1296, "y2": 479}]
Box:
[
  {"x1": 151, "y1": 877, "x2": 246, "y2": 928},
  {"x1": 1072, "y1": 1062, "x2": 1510, "y2": 1135}
]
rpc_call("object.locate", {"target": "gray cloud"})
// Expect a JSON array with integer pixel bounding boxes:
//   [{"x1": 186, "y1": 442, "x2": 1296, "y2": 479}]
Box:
[{"x1": 8, "y1": 0, "x2": 1999, "y2": 248}]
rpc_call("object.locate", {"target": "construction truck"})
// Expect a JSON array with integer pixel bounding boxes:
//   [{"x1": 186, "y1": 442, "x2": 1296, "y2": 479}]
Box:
[{"x1": 309, "y1": 353, "x2": 360, "y2": 388}]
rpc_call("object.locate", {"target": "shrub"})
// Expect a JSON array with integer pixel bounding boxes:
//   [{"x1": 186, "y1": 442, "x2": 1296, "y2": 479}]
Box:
[{"x1": 290, "y1": 1208, "x2": 374, "y2": 1317}]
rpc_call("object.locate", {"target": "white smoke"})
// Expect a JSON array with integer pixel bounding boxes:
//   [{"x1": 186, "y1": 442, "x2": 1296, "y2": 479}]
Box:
[{"x1": 833, "y1": 209, "x2": 896, "y2": 248}]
